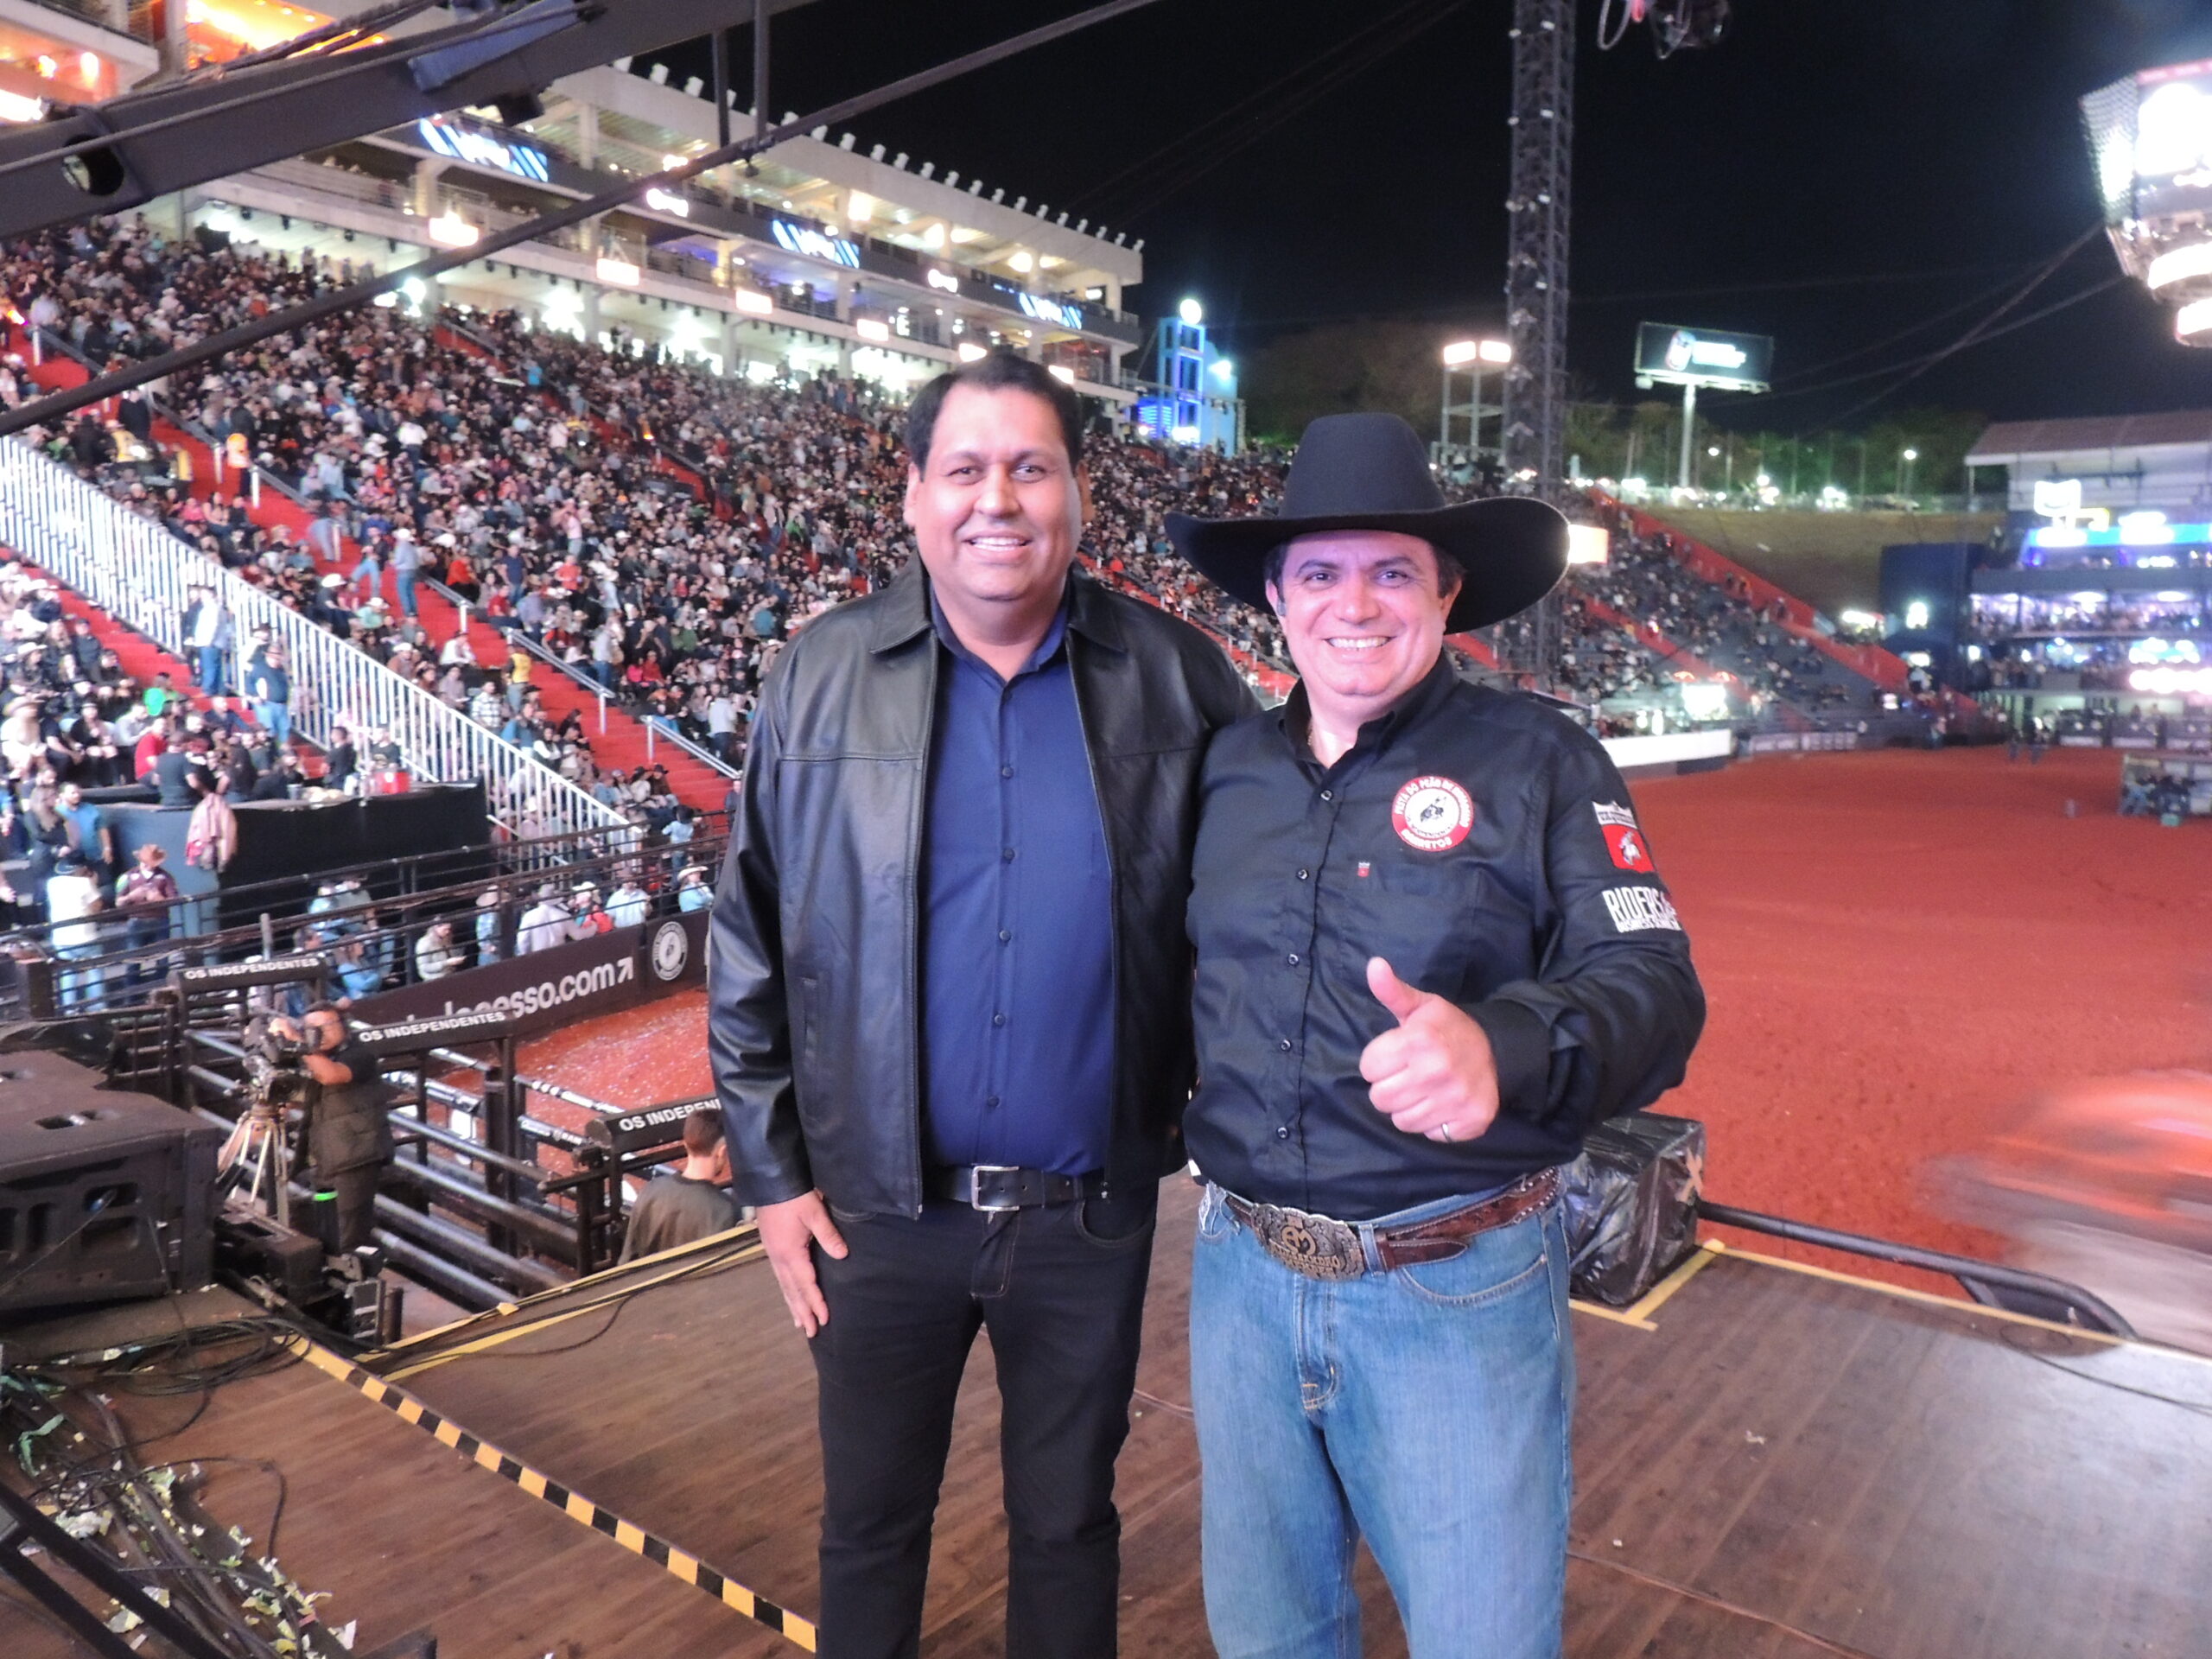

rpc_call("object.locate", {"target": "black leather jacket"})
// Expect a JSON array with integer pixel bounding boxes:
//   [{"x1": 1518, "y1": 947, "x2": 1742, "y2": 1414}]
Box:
[{"x1": 709, "y1": 563, "x2": 1258, "y2": 1215}]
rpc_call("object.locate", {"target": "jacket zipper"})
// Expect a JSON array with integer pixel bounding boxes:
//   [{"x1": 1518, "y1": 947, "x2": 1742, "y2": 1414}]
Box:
[
  {"x1": 1066, "y1": 629, "x2": 1121, "y2": 1198},
  {"x1": 900, "y1": 639, "x2": 937, "y2": 1218}
]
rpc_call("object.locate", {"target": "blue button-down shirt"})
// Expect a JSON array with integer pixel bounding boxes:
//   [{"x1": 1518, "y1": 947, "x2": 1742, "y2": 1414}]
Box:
[{"x1": 920, "y1": 589, "x2": 1116, "y2": 1174}]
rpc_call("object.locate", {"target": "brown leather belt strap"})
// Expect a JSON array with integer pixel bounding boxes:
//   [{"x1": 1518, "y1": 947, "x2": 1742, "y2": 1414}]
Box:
[
  {"x1": 1220, "y1": 1168, "x2": 1560, "y2": 1281},
  {"x1": 1370, "y1": 1168, "x2": 1560, "y2": 1270}
]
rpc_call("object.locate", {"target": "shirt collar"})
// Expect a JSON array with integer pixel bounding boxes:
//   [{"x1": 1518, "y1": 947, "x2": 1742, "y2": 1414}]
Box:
[
  {"x1": 1274, "y1": 652, "x2": 1460, "y2": 772},
  {"x1": 929, "y1": 582, "x2": 1071, "y2": 680}
]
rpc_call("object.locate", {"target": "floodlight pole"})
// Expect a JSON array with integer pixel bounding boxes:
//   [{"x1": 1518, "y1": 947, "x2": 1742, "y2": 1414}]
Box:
[{"x1": 1500, "y1": 0, "x2": 1572, "y2": 497}]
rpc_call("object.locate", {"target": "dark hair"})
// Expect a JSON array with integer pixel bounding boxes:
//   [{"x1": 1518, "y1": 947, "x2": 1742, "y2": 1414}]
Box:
[
  {"x1": 681, "y1": 1106, "x2": 728, "y2": 1157},
  {"x1": 1261, "y1": 539, "x2": 1465, "y2": 602},
  {"x1": 905, "y1": 351, "x2": 1084, "y2": 474}
]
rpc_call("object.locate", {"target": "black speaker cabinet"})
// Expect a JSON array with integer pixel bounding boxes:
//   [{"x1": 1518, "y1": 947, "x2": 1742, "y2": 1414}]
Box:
[{"x1": 0, "y1": 1054, "x2": 222, "y2": 1319}]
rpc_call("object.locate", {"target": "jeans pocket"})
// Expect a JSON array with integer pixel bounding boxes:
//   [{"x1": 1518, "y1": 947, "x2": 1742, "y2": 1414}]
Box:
[
  {"x1": 1390, "y1": 1213, "x2": 1550, "y2": 1308},
  {"x1": 1072, "y1": 1192, "x2": 1157, "y2": 1249}
]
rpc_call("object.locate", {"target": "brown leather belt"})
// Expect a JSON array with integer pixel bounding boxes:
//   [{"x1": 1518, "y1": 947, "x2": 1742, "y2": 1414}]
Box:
[{"x1": 1218, "y1": 1168, "x2": 1561, "y2": 1281}]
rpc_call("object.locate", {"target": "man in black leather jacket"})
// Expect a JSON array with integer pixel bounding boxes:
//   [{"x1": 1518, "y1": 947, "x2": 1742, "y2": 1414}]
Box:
[{"x1": 709, "y1": 352, "x2": 1254, "y2": 1659}]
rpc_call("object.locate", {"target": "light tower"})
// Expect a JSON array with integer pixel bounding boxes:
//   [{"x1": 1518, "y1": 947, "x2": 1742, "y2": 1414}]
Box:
[{"x1": 1499, "y1": 0, "x2": 1573, "y2": 499}]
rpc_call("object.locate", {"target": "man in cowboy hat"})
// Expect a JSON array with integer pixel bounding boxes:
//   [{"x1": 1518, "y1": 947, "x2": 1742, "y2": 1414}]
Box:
[{"x1": 1166, "y1": 413, "x2": 1706, "y2": 1659}]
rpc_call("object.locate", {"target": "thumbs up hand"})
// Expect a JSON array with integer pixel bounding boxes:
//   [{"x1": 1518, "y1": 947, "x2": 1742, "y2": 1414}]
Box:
[{"x1": 1358, "y1": 957, "x2": 1501, "y2": 1144}]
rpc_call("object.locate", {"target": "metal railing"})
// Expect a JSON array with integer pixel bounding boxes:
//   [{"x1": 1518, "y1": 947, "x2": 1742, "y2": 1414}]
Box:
[
  {"x1": 0, "y1": 437, "x2": 624, "y2": 838},
  {"x1": 424, "y1": 577, "x2": 743, "y2": 782}
]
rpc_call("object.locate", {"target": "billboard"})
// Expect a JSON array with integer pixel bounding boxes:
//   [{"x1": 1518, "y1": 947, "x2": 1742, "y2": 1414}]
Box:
[{"x1": 1633, "y1": 322, "x2": 1773, "y2": 392}]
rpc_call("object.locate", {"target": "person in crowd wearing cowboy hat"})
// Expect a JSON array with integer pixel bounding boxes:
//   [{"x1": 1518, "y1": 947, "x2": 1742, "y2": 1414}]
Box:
[
  {"x1": 1166, "y1": 412, "x2": 1707, "y2": 1659},
  {"x1": 517, "y1": 882, "x2": 570, "y2": 955}
]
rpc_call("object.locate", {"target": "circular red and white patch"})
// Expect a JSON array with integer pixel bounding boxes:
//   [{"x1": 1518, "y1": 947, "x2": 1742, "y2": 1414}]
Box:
[{"x1": 1390, "y1": 775, "x2": 1475, "y2": 852}]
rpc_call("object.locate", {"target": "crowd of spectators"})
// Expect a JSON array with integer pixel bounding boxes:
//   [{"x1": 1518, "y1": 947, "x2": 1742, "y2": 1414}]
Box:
[{"x1": 2, "y1": 213, "x2": 1891, "y2": 827}]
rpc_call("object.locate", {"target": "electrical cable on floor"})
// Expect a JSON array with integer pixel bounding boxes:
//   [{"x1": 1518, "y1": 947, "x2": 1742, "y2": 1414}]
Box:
[
  {"x1": 0, "y1": 1325, "x2": 344, "y2": 1659},
  {"x1": 1131, "y1": 1388, "x2": 1194, "y2": 1420},
  {"x1": 1566, "y1": 1547, "x2": 1888, "y2": 1659},
  {"x1": 1996, "y1": 1323, "x2": 2212, "y2": 1416},
  {"x1": 383, "y1": 1236, "x2": 763, "y2": 1369}
]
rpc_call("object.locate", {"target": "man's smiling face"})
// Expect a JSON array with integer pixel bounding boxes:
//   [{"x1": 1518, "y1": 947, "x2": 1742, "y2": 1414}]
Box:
[
  {"x1": 1268, "y1": 530, "x2": 1458, "y2": 724},
  {"x1": 903, "y1": 384, "x2": 1090, "y2": 616}
]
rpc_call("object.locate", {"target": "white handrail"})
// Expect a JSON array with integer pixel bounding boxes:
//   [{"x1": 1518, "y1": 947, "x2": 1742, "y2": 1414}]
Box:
[{"x1": 0, "y1": 438, "x2": 623, "y2": 838}]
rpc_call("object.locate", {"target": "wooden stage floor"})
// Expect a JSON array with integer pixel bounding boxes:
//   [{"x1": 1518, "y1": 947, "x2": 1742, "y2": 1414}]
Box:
[{"x1": 10, "y1": 1181, "x2": 2212, "y2": 1657}]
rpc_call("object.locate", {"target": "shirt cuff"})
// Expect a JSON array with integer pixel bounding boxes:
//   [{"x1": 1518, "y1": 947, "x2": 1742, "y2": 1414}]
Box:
[{"x1": 1465, "y1": 998, "x2": 1554, "y2": 1120}]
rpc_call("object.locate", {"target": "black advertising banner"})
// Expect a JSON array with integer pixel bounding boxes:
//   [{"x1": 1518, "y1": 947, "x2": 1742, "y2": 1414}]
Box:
[{"x1": 351, "y1": 911, "x2": 707, "y2": 1040}]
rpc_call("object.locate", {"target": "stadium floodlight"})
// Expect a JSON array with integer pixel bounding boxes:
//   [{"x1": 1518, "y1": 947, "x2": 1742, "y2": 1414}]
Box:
[
  {"x1": 1179, "y1": 297, "x2": 1204, "y2": 327},
  {"x1": 1441, "y1": 340, "x2": 1481, "y2": 366},
  {"x1": 2177, "y1": 296, "x2": 2212, "y2": 341},
  {"x1": 1211, "y1": 359, "x2": 1235, "y2": 379},
  {"x1": 1707, "y1": 445, "x2": 1720, "y2": 457},
  {"x1": 1008, "y1": 250, "x2": 1033, "y2": 272},
  {"x1": 1902, "y1": 447, "x2": 1918, "y2": 461},
  {"x1": 1477, "y1": 338, "x2": 1513, "y2": 364},
  {"x1": 2148, "y1": 241, "x2": 2212, "y2": 289},
  {"x1": 427, "y1": 213, "x2": 479, "y2": 248},
  {"x1": 957, "y1": 342, "x2": 988, "y2": 361}
]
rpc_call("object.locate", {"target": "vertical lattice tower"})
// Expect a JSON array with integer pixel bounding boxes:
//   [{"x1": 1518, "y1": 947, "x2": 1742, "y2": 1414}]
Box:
[{"x1": 1498, "y1": 0, "x2": 1573, "y2": 683}]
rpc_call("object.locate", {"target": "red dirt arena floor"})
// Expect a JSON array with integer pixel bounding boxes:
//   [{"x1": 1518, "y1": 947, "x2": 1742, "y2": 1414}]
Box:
[{"x1": 517, "y1": 745, "x2": 2212, "y2": 1297}]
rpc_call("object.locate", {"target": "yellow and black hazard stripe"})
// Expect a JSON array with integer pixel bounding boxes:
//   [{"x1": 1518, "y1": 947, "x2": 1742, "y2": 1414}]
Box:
[{"x1": 288, "y1": 1336, "x2": 816, "y2": 1651}]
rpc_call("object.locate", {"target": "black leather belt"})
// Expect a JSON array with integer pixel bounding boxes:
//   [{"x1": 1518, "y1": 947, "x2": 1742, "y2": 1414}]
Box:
[{"x1": 925, "y1": 1165, "x2": 1108, "y2": 1212}]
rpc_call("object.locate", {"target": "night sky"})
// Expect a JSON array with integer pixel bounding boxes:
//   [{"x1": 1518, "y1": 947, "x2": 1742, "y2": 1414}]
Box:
[{"x1": 672, "y1": 0, "x2": 2212, "y2": 431}]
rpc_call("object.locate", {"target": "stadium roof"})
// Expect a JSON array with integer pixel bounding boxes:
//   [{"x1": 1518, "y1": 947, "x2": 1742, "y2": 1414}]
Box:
[{"x1": 1967, "y1": 410, "x2": 2212, "y2": 464}]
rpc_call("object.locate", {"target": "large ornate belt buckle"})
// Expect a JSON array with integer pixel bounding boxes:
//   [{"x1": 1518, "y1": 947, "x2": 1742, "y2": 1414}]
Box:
[{"x1": 1250, "y1": 1201, "x2": 1365, "y2": 1281}]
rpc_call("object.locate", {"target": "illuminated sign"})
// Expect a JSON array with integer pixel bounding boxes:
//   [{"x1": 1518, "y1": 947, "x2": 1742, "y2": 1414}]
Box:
[
  {"x1": 1018, "y1": 292, "x2": 1084, "y2": 329},
  {"x1": 1632, "y1": 322, "x2": 1773, "y2": 392},
  {"x1": 769, "y1": 219, "x2": 860, "y2": 267},
  {"x1": 2026, "y1": 521, "x2": 2212, "y2": 549},
  {"x1": 2031, "y1": 478, "x2": 2083, "y2": 517},
  {"x1": 644, "y1": 187, "x2": 690, "y2": 219},
  {"x1": 415, "y1": 118, "x2": 550, "y2": 183},
  {"x1": 925, "y1": 267, "x2": 961, "y2": 294}
]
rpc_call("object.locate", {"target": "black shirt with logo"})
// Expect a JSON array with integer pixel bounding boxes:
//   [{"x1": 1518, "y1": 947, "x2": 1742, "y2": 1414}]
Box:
[{"x1": 1185, "y1": 658, "x2": 1706, "y2": 1221}]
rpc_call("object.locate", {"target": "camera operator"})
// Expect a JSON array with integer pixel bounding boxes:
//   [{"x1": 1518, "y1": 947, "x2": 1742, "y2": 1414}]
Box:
[{"x1": 271, "y1": 1002, "x2": 391, "y2": 1252}]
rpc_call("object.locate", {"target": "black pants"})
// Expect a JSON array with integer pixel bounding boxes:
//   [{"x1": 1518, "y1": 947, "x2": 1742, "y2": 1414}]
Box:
[
  {"x1": 808, "y1": 1184, "x2": 1157, "y2": 1659},
  {"x1": 327, "y1": 1166, "x2": 379, "y2": 1253}
]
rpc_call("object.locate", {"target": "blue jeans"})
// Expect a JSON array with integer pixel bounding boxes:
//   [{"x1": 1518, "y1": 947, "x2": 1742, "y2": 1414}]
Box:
[
  {"x1": 258, "y1": 699, "x2": 291, "y2": 745},
  {"x1": 196, "y1": 645, "x2": 225, "y2": 696},
  {"x1": 395, "y1": 570, "x2": 417, "y2": 617},
  {"x1": 1191, "y1": 1183, "x2": 1574, "y2": 1659}
]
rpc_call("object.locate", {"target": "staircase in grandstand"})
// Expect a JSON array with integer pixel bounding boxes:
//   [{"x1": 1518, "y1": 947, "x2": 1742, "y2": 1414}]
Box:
[
  {"x1": 18, "y1": 320, "x2": 724, "y2": 816},
  {"x1": 0, "y1": 332, "x2": 619, "y2": 836},
  {"x1": 416, "y1": 318, "x2": 745, "y2": 812}
]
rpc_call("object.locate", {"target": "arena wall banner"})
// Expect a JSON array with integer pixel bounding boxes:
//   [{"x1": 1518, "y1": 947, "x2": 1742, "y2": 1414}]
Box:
[{"x1": 351, "y1": 910, "x2": 708, "y2": 1039}]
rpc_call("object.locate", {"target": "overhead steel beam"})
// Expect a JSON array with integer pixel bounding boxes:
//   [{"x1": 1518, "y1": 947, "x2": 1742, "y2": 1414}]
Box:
[
  {"x1": 0, "y1": 0, "x2": 824, "y2": 241},
  {"x1": 0, "y1": 0, "x2": 1171, "y2": 441}
]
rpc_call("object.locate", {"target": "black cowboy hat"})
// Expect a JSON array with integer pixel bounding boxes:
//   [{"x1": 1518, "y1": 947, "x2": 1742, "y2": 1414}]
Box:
[{"x1": 1165, "y1": 412, "x2": 1568, "y2": 632}]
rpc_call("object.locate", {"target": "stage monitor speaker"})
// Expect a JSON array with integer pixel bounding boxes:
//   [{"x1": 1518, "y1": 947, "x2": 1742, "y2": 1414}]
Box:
[{"x1": 0, "y1": 1056, "x2": 223, "y2": 1319}]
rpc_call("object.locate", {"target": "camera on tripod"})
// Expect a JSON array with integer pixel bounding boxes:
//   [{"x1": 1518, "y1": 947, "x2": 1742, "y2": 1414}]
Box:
[{"x1": 242, "y1": 1016, "x2": 315, "y2": 1109}]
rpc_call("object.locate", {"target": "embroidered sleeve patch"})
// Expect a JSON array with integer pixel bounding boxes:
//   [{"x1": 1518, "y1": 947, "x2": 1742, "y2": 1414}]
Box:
[
  {"x1": 1601, "y1": 885, "x2": 1681, "y2": 933},
  {"x1": 1593, "y1": 801, "x2": 1655, "y2": 872}
]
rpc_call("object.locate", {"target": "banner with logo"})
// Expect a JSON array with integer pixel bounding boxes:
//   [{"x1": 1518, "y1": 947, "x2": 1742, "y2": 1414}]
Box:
[{"x1": 352, "y1": 910, "x2": 708, "y2": 1039}]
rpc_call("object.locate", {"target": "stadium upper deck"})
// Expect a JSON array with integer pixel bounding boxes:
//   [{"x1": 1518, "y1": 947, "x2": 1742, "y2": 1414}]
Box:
[{"x1": 0, "y1": 0, "x2": 1145, "y2": 402}]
